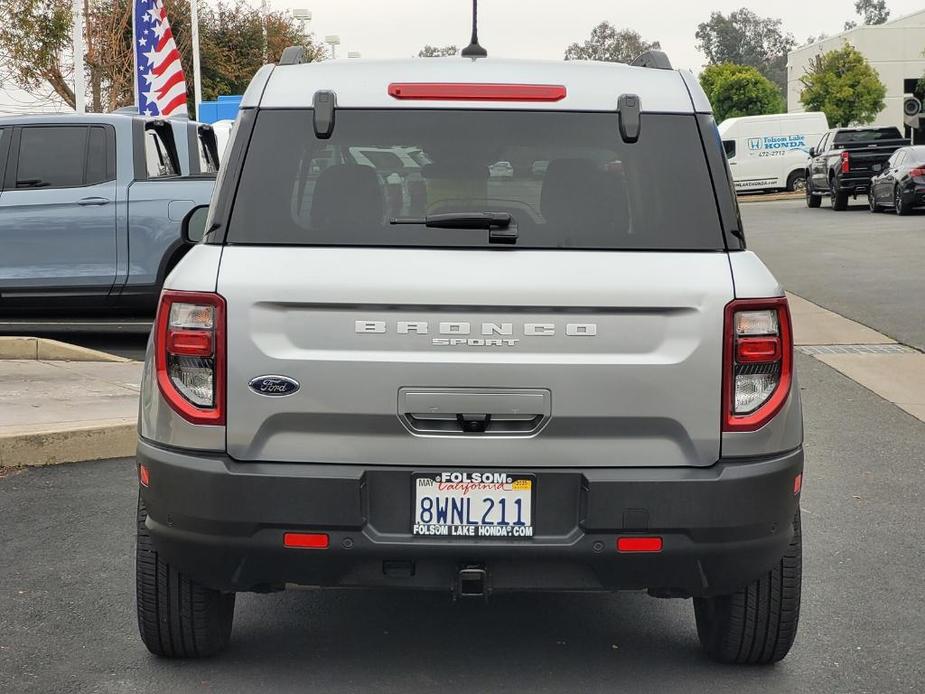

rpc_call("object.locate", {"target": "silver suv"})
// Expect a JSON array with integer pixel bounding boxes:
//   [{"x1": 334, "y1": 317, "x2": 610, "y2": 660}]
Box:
[{"x1": 135, "y1": 50, "x2": 803, "y2": 664}]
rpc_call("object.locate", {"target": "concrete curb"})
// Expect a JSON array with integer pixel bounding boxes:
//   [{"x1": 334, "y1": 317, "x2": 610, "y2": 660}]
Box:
[
  {"x1": 0, "y1": 420, "x2": 136, "y2": 468},
  {"x1": 0, "y1": 336, "x2": 130, "y2": 362},
  {"x1": 737, "y1": 192, "x2": 803, "y2": 204}
]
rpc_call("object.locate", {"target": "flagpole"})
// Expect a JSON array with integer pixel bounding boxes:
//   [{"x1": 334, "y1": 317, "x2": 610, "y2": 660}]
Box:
[
  {"x1": 131, "y1": 0, "x2": 139, "y2": 113},
  {"x1": 72, "y1": 0, "x2": 86, "y2": 112},
  {"x1": 190, "y1": 0, "x2": 202, "y2": 118}
]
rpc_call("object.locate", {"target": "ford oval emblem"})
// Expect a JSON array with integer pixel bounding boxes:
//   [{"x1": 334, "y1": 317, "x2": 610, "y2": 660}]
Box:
[{"x1": 248, "y1": 375, "x2": 300, "y2": 397}]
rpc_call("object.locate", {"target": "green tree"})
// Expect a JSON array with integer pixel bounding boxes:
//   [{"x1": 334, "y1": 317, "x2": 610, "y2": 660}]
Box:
[
  {"x1": 695, "y1": 9, "x2": 795, "y2": 93},
  {"x1": 699, "y1": 63, "x2": 786, "y2": 123},
  {"x1": 418, "y1": 45, "x2": 457, "y2": 58},
  {"x1": 855, "y1": 0, "x2": 890, "y2": 24},
  {"x1": 0, "y1": 0, "x2": 324, "y2": 113},
  {"x1": 563, "y1": 21, "x2": 659, "y2": 63},
  {"x1": 800, "y1": 43, "x2": 886, "y2": 126}
]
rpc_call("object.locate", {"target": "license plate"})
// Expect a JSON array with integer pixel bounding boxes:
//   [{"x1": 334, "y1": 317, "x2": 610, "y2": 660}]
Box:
[{"x1": 412, "y1": 472, "x2": 534, "y2": 538}]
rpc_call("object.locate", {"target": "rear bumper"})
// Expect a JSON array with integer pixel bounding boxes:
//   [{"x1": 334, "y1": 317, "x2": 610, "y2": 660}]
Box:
[{"x1": 137, "y1": 439, "x2": 803, "y2": 598}]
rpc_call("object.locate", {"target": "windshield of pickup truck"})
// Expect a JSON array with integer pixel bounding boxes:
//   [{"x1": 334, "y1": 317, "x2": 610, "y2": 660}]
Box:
[
  {"x1": 834, "y1": 128, "x2": 903, "y2": 144},
  {"x1": 225, "y1": 109, "x2": 724, "y2": 250}
]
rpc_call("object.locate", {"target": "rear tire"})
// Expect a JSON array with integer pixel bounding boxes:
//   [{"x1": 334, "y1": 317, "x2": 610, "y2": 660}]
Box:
[
  {"x1": 805, "y1": 180, "x2": 821, "y2": 208},
  {"x1": 694, "y1": 511, "x2": 802, "y2": 665},
  {"x1": 894, "y1": 186, "x2": 911, "y2": 216},
  {"x1": 786, "y1": 170, "x2": 806, "y2": 193},
  {"x1": 830, "y1": 186, "x2": 849, "y2": 211},
  {"x1": 136, "y1": 494, "x2": 235, "y2": 658}
]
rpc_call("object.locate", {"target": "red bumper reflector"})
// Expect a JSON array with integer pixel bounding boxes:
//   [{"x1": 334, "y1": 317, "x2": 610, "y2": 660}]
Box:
[
  {"x1": 388, "y1": 82, "x2": 567, "y2": 102},
  {"x1": 138, "y1": 464, "x2": 150, "y2": 488},
  {"x1": 794, "y1": 473, "x2": 803, "y2": 495},
  {"x1": 283, "y1": 532, "x2": 330, "y2": 549},
  {"x1": 617, "y1": 536, "x2": 663, "y2": 553}
]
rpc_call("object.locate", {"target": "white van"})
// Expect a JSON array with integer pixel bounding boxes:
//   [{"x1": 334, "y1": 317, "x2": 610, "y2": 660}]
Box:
[{"x1": 718, "y1": 112, "x2": 828, "y2": 192}]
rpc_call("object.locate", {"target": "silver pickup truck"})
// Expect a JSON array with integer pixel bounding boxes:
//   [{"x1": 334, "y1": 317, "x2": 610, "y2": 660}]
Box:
[
  {"x1": 136, "y1": 50, "x2": 804, "y2": 665},
  {"x1": 0, "y1": 113, "x2": 216, "y2": 314}
]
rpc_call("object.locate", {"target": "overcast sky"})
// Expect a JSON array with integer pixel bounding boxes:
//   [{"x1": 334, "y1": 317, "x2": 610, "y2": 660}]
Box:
[{"x1": 269, "y1": 0, "x2": 925, "y2": 70}]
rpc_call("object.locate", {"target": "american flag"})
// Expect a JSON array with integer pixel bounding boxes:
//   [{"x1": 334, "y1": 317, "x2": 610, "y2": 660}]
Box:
[{"x1": 133, "y1": 0, "x2": 188, "y2": 117}]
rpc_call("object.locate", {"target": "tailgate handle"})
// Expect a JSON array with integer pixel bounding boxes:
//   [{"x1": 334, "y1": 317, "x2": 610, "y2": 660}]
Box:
[{"x1": 399, "y1": 388, "x2": 550, "y2": 436}]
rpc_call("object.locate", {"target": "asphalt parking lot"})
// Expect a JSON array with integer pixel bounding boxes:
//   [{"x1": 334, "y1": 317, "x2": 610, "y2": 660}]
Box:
[{"x1": 1, "y1": 198, "x2": 924, "y2": 693}]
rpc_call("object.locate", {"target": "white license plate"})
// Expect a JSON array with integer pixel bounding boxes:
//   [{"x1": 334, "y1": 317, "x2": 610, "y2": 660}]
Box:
[{"x1": 412, "y1": 472, "x2": 534, "y2": 538}]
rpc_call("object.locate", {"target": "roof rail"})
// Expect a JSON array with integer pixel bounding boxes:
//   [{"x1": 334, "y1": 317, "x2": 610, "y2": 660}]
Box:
[
  {"x1": 279, "y1": 46, "x2": 306, "y2": 65},
  {"x1": 631, "y1": 50, "x2": 672, "y2": 70}
]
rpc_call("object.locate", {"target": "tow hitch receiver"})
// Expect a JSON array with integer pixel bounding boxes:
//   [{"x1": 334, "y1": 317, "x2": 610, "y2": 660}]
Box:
[{"x1": 457, "y1": 566, "x2": 489, "y2": 599}]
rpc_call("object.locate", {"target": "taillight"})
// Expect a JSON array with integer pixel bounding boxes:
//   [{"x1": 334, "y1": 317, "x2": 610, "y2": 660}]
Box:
[
  {"x1": 841, "y1": 150, "x2": 850, "y2": 173},
  {"x1": 722, "y1": 298, "x2": 792, "y2": 432},
  {"x1": 910, "y1": 167, "x2": 925, "y2": 178},
  {"x1": 155, "y1": 290, "x2": 225, "y2": 425}
]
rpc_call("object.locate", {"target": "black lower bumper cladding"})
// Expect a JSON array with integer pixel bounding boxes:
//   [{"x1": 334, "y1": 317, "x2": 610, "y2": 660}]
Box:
[{"x1": 137, "y1": 439, "x2": 803, "y2": 598}]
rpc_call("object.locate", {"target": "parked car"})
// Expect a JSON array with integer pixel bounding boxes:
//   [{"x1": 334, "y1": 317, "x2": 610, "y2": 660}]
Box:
[
  {"x1": 136, "y1": 50, "x2": 803, "y2": 665},
  {"x1": 719, "y1": 111, "x2": 828, "y2": 192},
  {"x1": 805, "y1": 126, "x2": 908, "y2": 210},
  {"x1": 488, "y1": 160, "x2": 514, "y2": 177},
  {"x1": 868, "y1": 145, "x2": 925, "y2": 215},
  {"x1": 0, "y1": 114, "x2": 214, "y2": 314}
]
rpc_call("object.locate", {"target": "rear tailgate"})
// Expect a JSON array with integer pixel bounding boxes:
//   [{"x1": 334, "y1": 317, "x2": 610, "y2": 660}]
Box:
[{"x1": 220, "y1": 247, "x2": 733, "y2": 468}]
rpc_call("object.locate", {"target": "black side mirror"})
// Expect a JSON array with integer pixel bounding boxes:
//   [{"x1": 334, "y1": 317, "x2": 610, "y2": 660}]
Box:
[
  {"x1": 181, "y1": 204, "x2": 210, "y2": 243},
  {"x1": 808, "y1": 147, "x2": 816, "y2": 158}
]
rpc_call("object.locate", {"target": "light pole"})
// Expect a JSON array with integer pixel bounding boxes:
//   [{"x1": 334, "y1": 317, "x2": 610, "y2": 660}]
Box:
[
  {"x1": 71, "y1": 0, "x2": 85, "y2": 112},
  {"x1": 292, "y1": 8, "x2": 312, "y2": 35},
  {"x1": 324, "y1": 35, "x2": 340, "y2": 60}
]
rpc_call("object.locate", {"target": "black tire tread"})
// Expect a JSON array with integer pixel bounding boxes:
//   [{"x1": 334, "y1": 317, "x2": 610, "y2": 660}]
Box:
[
  {"x1": 694, "y1": 511, "x2": 802, "y2": 665},
  {"x1": 136, "y1": 495, "x2": 235, "y2": 658},
  {"x1": 805, "y1": 179, "x2": 821, "y2": 208},
  {"x1": 831, "y1": 188, "x2": 849, "y2": 210}
]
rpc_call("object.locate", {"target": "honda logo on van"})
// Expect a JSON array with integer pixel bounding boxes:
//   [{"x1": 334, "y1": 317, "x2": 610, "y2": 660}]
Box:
[{"x1": 354, "y1": 320, "x2": 597, "y2": 347}]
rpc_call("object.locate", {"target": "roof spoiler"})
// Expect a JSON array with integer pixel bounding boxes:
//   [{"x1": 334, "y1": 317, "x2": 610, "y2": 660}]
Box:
[{"x1": 631, "y1": 50, "x2": 672, "y2": 70}]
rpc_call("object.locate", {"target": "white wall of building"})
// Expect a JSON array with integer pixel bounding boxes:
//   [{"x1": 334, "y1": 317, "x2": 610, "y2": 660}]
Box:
[{"x1": 787, "y1": 10, "x2": 925, "y2": 129}]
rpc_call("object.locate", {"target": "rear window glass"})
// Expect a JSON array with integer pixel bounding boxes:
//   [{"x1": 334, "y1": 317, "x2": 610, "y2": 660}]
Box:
[
  {"x1": 226, "y1": 109, "x2": 723, "y2": 250},
  {"x1": 834, "y1": 128, "x2": 903, "y2": 144}
]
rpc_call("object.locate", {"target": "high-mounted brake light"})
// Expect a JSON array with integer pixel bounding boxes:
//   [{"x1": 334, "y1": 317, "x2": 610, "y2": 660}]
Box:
[
  {"x1": 155, "y1": 290, "x2": 225, "y2": 425},
  {"x1": 722, "y1": 297, "x2": 793, "y2": 432},
  {"x1": 387, "y1": 82, "x2": 566, "y2": 102},
  {"x1": 841, "y1": 150, "x2": 850, "y2": 174}
]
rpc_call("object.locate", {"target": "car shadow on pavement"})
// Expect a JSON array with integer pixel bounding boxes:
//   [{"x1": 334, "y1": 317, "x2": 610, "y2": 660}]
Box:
[{"x1": 143, "y1": 589, "x2": 800, "y2": 692}]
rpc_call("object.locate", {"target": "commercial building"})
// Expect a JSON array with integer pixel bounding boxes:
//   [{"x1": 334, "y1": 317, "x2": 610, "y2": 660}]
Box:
[{"x1": 787, "y1": 10, "x2": 925, "y2": 135}]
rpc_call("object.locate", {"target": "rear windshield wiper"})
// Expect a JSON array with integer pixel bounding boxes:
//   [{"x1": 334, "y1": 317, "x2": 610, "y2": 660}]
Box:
[{"x1": 390, "y1": 212, "x2": 517, "y2": 244}]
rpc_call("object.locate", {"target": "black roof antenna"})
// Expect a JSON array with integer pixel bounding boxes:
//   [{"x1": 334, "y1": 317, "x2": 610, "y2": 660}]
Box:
[{"x1": 461, "y1": 0, "x2": 487, "y2": 58}]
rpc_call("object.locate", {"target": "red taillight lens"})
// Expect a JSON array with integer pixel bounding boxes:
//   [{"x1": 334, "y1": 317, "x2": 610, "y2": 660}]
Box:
[
  {"x1": 165, "y1": 329, "x2": 213, "y2": 356},
  {"x1": 910, "y1": 167, "x2": 925, "y2": 178},
  {"x1": 723, "y1": 298, "x2": 793, "y2": 432},
  {"x1": 735, "y1": 336, "x2": 781, "y2": 363},
  {"x1": 841, "y1": 150, "x2": 850, "y2": 174},
  {"x1": 387, "y1": 82, "x2": 567, "y2": 102},
  {"x1": 617, "y1": 536, "x2": 663, "y2": 553},
  {"x1": 155, "y1": 290, "x2": 225, "y2": 425}
]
